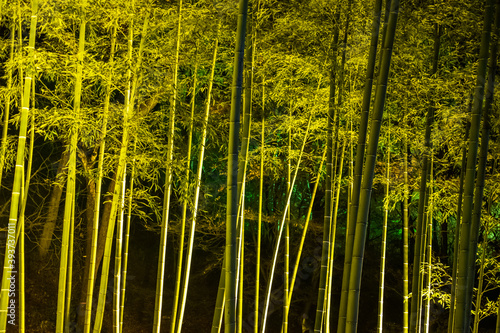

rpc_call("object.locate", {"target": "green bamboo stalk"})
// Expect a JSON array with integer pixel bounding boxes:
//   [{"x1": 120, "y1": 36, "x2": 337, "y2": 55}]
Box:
[
  {"x1": 236, "y1": 14, "x2": 254, "y2": 330},
  {"x1": 261, "y1": 110, "x2": 314, "y2": 333},
  {"x1": 255, "y1": 70, "x2": 264, "y2": 333},
  {"x1": 17, "y1": 77, "x2": 34, "y2": 333},
  {"x1": 337, "y1": 1, "x2": 382, "y2": 330},
  {"x1": 171, "y1": 58, "x2": 197, "y2": 333},
  {"x1": 448, "y1": 97, "x2": 472, "y2": 333},
  {"x1": 314, "y1": 5, "x2": 341, "y2": 329},
  {"x1": 94, "y1": 12, "x2": 147, "y2": 333},
  {"x1": 113, "y1": 163, "x2": 127, "y2": 332},
  {"x1": 472, "y1": 222, "x2": 489, "y2": 333},
  {"x1": 55, "y1": 0, "x2": 86, "y2": 331},
  {"x1": 453, "y1": 0, "x2": 495, "y2": 330},
  {"x1": 0, "y1": 1, "x2": 37, "y2": 329},
  {"x1": 286, "y1": 79, "x2": 325, "y2": 306},
  {"x1": 288, "y1": 146, "x2": 327, "y2": 304},
  {"x1": 403, "y1": 106, "x2": 409, "y2": 333},
  {"x1": 0, "y1": 15, "x2": 16, "y2": 189},
  {"x1": 64, "y1": 199, "x2": 75, "y2": 333},
  {"x1": 113, "y1": 6, "x2": 135, "y2": 330},
  {"x1": 153, "y1": 0, "x2": 182, "y2": 329},
  {"x1": 424, "y1": 157, "x2": 434, "y2": 333},
  {"x1": 211, "y1": 258, "x2": 225, "y2": 333},
  {"x1": 284, "y1": 103, "x2": 291, "y2": 333},
  {"x1": 119, "y1": 143, "x2": 136, "y2": 333},
  {"x1": 464, "y1": 2, "x2": 500, "y2": 329},
  {"x1": 377, "y1": 121, "x2": 390, "y2": 333},
  {"x1": 83, "y1": 25, "x2": 117, "y2": 333},
  {"x1": 410, "y1": 22, "x2": 441, "y2": 333},
  {"x1": 226, "y1": 1, "x2": 249, "y2": 332},
  {"x1": 176, "y1": 21, "x2": 220, "y2": 331},
  {"x1": 345, "y1": 0, "x2": 399, "y2": 331},
  {"x1": 325, "y1": 141, "x2": 347, "y2": 332}
]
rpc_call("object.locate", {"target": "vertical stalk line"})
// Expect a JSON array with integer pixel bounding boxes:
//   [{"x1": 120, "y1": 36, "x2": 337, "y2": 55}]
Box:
[
  {"x1": 284, "y1": 102, "x2": 291, "y2": 333},
  {"x1": 424, "y1": 157, "x2": 434, "y2": 333},
  {"x1": 255, "y1": 6, "x2": 263, "y2": 330},
  {"x1": 337, "y1": 0, "x2": 382, "y2": 330},
  {"x1": 64, "y1": 199, "x2": 75, "y2": 332},
  {"x1": 119, "y1": 143, "x2": 136, "y2": 333},
  {"x1": 0, "y1": 15, "x2": 15, "y2": 189},
  {"x1": 261, "y1": 109, "x2": 315, "y2": 333},
  {"x1": 0, "y1": 0, "x2": 37, "y2": 330},
  {"x1": 345, "y1": 0, "x2": 399, "y2": 331},
  {"x1": 113, "y1": 163, "x2": 127, "y2": 333},
  {"x1": 177, "y1": 19, "x2": 220, "y2": 333},
  {"x1": 94, "y1": 11, "x2": 147, "y2": 333},
  {"x1": 472, "y1": 219, "x2": 488, "y2": 333},
  {"x1": 403, "y1": 103, "x2": 409, "y2": 333},
  {"x1": 236, "y1": 12, "x2": 254, "y2": 330},
  {"x1": 315, "y1": 4, "x2": 341, "y2": 331},
  {"x1": 17, "y1": 76, "x2": 35, "y2": 333},
  {"x1": 226, "y1": 0, "x2": 248, "y2": 332},
  {"x1": 84, "y1": 25, "x2": 117, "y2": 333},
  {"x1": 377, "y1": 114, "x2": 390, "y2": 333},
  {"x1": 448, "y1": 97, "x2": 472, "y2": 333},
  {"x1": 153, "y1": 0, "x2": 182, "y2": 329},
  {"x1": 56, "y1": 1, "x2": 85, "y2": 331},
  {"x1": 326, "y1": 140, "x2": 347, "y2": 332},
  {"x1": 453, "y1": 0, "x2": 495, "y2": 330},
  {"x1": 410, "y1": 22, "x2": 440, "y2": 333},
  {"x1": 465, "y1": 2, "x2": 500, "y2": 328},
  {"x1": 171, "y1": 57, "x2": 197, "y2": 333}
]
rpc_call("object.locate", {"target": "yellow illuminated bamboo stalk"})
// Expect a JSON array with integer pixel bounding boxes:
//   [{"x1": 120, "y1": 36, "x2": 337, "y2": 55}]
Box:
[
  {"x1": 171, "y1": 59, "x2": 197, "y2": 333},
  {"x1": 56, "y1": 1, "x2": 86, "y2": 331},
  {"x1": 377, "y1": 116, "x2": 390, "y2": 333},
  {"x1": 84, "y1": 25, "x2": 117, "y2": 333},
  {"x1": 0, "y1": 1, "x2": 37, "y2": 329},
  {"x1": 94, "y1": 10, "x2": 147, "y2": 333},
  {"x1": 0, "y1": 15, "x2": 15, "y2": 189},
  {"x1": 153, "y1": 0, "x2": 182, "y2": 330},
  {"x1": 261, "y1": 110, "x2": 314, "y2": 333},
  {"x1": 119, "y1": 143, "x2": 136, "y2": 333}
]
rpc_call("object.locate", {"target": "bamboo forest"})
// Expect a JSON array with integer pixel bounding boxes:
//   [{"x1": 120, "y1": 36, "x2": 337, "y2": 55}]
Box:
[{"x1": 2, "y1": 0, "x2": 500, "y2": 332}]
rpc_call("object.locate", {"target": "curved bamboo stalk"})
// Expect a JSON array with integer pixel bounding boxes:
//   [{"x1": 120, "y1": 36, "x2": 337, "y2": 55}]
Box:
[{"x1": 261, "y1": 109, "x2": 314, "y2": 333}]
